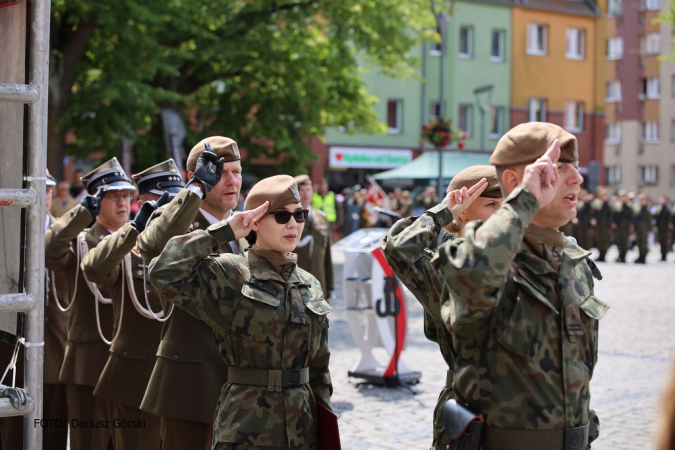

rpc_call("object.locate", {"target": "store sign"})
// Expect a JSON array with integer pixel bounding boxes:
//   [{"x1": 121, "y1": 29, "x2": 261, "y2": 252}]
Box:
[{"x1": 329, "y1": 147, "x2": 413, "y2": 169}]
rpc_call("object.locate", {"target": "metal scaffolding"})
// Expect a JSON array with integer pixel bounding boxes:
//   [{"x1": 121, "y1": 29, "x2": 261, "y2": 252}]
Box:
[{"x1": 0, "y1": 0, "x2": 51, "y2": 447}]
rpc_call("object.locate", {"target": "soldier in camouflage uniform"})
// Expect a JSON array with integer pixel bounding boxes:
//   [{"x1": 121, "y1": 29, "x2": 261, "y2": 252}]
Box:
[
  {"x1": 149, "y1": 175, "x2": 333, "y2": 449},
  {"x1": 381, "y1": 165, "x2": 503, "y2": 450},
  {"x1": 436, "y1": 123, "x2": 608, "y2": 449},
  {"x1": 655, "y1": 196, "x2": 672, "y2": 262},
  {"x1": 633, "y1": 193, "x2": 652, "y2": 264},
  {"x1": 590, "y1": 187, "x2": 613, "y2": 262},
  {"x1": 612, "y1": 190, "x2": 634, "y2": 263}
]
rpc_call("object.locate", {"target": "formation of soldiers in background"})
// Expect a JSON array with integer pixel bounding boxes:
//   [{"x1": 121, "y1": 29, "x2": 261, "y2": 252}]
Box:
[{"x1": 566, "y1": 187, "x2": 675, "y2": 264}]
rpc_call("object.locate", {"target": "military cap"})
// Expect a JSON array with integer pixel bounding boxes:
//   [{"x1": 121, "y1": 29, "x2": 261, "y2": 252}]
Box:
[
  {"x1": 186, "y1": 136, "x2": 240, "y2": 172},
  {"x1": 490, "y1": 122, "x2": 578, "y2": 166},
  {"x1": 447, "y1": 165, "x2": 502, "y2": 198},
  {"x1": 81, "y1": 157, "x2": 135, "y2": 194},
  {"x1": 617, "y1": 189, "x2": 627, "y2": 196},
  {"x1": 46, "y1": 168, "x2": 56, "y2": 187},
  {"x1": 132, "y1": 159, "x2": 184, "y2": 197},
  {"x1": 244, "y1": 175, "x2": 301, "y2": 213},
  {"x1": 294, "y1": 174, "x2": 312, "y2": 186}
]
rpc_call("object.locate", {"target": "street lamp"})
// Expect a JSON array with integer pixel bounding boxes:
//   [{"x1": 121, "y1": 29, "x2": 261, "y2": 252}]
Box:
[{"x1": 473, "y1": 84, "x2": 494, "y2": 152}]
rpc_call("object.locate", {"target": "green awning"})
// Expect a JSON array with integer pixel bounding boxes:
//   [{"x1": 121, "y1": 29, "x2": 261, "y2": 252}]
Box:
[{"x1": 372, "y1": 151, "x2": 492, "y2": 180}]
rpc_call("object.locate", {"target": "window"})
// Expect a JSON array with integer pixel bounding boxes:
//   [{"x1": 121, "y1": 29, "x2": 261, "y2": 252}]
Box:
[
  {"x1": 608, "y1": 0, "x2": 623, "y2": 16},
  {"x1": 642, "y1": 121, "x2": 659, "y2": 142},
  {"x1": 458, "y1": 104, "x2": 473, "y2": 137},
  {"x1": 639, "y1": 77, "x2": 660, "y2": 99},
  {"x1": 639, "y1": 165, "x2": 659, "y2": 186},
  {"x1": 566, "y1": 28, "x2": 585, "y2": 60},
  {"x1": 429, "y1": 102, "x2": 442, "y2": 122},
  {"x1": 606, "y1": 166, "x2": 622, "y2": 186},
  {"x1": 671, "y1": 119, "x2": 675, "y2": 142},
  {"x1": 527, "y1": 23, "x2": 548, "y2": 56},
  {"x1": 642, "y1": 0, "x2": 662, "y2": 11},
  {"x1": 491, "y1": 29, "x2": 505, "y2": 62},
  {"x1": 387, "y1": 100, "x2": 402, "y2": 134},
  {"x1": 671, "y1": 166, "x2": 675, "y2": 187},
  {"x1": 672, "y1": 75, "x2": 675, "y2": 97},
  {"x1": 489, "y1": 106, "x2": 504, "y2": 138},
  {"x1": 645, "y1": 33, "x2": 661, "y2": 55},
  {"x1": 605, "y1": 122, "x2": 621, "y2": 143},
  {"x1": 565, "y1": 101, "x2": 584, "y2": 132},
  {"x1": 607, "y1": 37, "x2": 624, "y2": 60},
  {"x1": 529, "y1": 98, "x2": 547, "y2": 122},
  {"x1": 606, "y1": 81, "x2": 622, "y2": 102},
  {"x1": 459, "y1": 26, "x2": 473, "y2": 58}
]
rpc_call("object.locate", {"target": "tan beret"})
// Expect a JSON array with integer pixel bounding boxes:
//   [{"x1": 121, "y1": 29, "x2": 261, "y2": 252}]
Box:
[
  {"x1": 186, "y1": 136, "x2": 240, "y2": 172},
  {"x1": 294, "y1": 175, "x2": 312, "y2": 186},
  {"x1": 447, "y1": 165, "x2": 502, "y2": 198},
  {"x1": 244, "y1": 175, "x2": 301, "y2": 213},
  {"x1": 490, "y1": 122, "x2": 578, "y2": 166}
]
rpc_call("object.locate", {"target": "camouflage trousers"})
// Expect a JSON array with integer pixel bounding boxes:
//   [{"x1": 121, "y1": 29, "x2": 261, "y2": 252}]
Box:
[{"x1": 432, "y1": 385, "x2": 455, "y2": 449}]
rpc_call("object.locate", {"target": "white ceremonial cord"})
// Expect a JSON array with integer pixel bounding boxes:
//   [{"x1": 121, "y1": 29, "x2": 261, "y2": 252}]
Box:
[
  {"x1": 77, "y1": 233, "x2": 112, "y2": 304},
  {"x1": 0, "y1": 341, "x2": 21, "y2": 388},
  {"x1": 123, "y1": 253, "x2": 171, "y2": 321},
  {"x1": 95, "y1": 259, "x2": 124, "y2": 345}
]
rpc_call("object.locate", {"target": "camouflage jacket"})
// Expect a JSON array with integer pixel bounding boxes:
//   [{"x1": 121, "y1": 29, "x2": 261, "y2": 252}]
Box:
[
  {"x1": 148, "y1": 221, "x2": 333, "y2": 448},
  {"x1": 381, "y1": 204, "x2": 458, "y2": 449},
  {"x1": 435, "y1": 187, "x2": 608, "y2": 443}
]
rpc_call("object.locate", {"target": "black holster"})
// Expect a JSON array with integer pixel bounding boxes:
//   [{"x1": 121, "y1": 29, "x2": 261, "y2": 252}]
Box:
[{"x1": 442, "y1": 399, "x2": 484, "y2": 450}]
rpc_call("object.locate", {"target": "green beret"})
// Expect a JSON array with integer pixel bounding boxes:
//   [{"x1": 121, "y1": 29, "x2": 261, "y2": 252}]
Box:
[
  {"x1": 447, "y1": 165, "x2": 502, "y2": 198},
  {"x1": 490, "y1": 122, "x2": 578, "y2": 166},
  {"x1": 186, "y1": 136, "x2": 240, "y2": 172},
  {"x1": 244, "y1": 175, "x2": 301, "y2": 213},
  {"x1": 294, "y1": 174, "x2": 312, "y2": 186}
]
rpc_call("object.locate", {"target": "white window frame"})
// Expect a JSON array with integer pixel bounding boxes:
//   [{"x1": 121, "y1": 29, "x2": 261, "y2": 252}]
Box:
[
  {"x1": 429, "y1": 101, "x2": 442, "y2": 122},
  {"x1": 489, "y1": 106, "x2": 504, "y2": 138},
  {"x1": 640, "y1": 165, "x2": 659, "y2": 186},
  {"x1": 527, "y1": 23, "x2": 548, "y2": 56},
  {"x1": 458, "y1": 104, "x2": 473, "y2": 137},
  {"x1": 565, "y1": 101, "x2": 584, "y2": 132},
  {"x1": 671, "y1": 119, "x2": 675, "y2": 142},
  {"x1": 642, "y1": 121, "x2": 660, "y2": 142},
  {"x1": 643, "y1": 0, "x2": 662, "y2": 11},
  {"x1": 605, "y1": 122, "x2": 621, "y2": 144},
  {"x1": 608, "y1": 0, "x2": 623, "y2": 16},
  {"x1": 606, "y1": 166, "x2": 622, "y2": 186},
  {"x1": 566, "y1": 28, "x2": 585, "y2": 60},
  {"x1": 607, "y1": 37, "x2": 624, "y2": 60},
  {"x1": 491, "y1": 29, "x2": 505, "y2": 62},
  {"x1": 529, "y1": 98, "x2": 547, "y2": 122},
  {"x1": 646, "y1": 77, "x2": 660, "y2": 99},
  {"x1": 458, "y1": 26, "x2": 473, "y2": 59},
  {"x1": 386, "y1": 99, "x2": 402, "y2": 135},
  {"x1": 645, "y1": 33, "x2": 661, "y2": 55},
  {"x1": 606, "y1": 81, "x2": 622, "y2": 102}
]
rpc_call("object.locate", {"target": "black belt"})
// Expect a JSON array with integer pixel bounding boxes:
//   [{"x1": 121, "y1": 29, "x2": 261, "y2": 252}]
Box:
[
  {"x1": 483, "y1": 423, "x2": 589, "y2": 450},
  {"x1": 227, "y1": 367, "x2": 310, "y2": 392}
]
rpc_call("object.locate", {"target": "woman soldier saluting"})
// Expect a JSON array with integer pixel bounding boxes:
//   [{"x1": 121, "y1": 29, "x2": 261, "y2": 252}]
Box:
[
  {"x1": 149, "y1": 174, "x2": 333, "y2": 449},
  {"x1": 381, "y1": 165, "x2": 503, "y2": 449}
]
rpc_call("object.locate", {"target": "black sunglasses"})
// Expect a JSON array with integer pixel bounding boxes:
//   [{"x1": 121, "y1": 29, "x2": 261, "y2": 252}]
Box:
[{"x1": 268, "y1": 209, "x2": 309, "y2": 224}]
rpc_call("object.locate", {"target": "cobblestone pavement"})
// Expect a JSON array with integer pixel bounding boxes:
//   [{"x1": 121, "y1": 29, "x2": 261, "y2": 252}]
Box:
[{"x1": 328, "y1": 244, "x2": 675, "y2": 449}]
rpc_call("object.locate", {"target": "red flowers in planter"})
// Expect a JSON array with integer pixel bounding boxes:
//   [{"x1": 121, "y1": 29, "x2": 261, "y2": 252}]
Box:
[{"x1": 421, "y1": 118, "x2": 467, "y2": 149}]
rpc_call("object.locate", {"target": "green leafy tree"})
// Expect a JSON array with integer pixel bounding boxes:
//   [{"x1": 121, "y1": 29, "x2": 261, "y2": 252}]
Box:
[{"x1": 48, "y1": 0, "x2": 435, "y2": 179}]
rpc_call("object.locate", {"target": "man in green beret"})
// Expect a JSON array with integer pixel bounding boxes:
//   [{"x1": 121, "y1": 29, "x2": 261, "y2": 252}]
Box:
[
  {"x1": 294, "y1": 174, "x2": 334, "y2": 302},
  {"x1": 135, "y1": 137, "x2": 249, "y2": 450},
  {"x1": 436, "y1": 122, "x2": 608, "y2": 449},
  {"x1": 45, "y1": 157, "x2": 136, "y2": 450}
]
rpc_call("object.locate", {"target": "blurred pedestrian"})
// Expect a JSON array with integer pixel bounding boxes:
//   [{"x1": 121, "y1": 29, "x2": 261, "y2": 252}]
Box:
[
  {"x1": 655, "y1": 196, "x2": 672, "y2": 262},
  {"x1": 51, "y1": 181, "x2": 78, "y2": 218},
  {"x1": 634, "y1": 193, "x2": 652, "y2": 264},
  {"x1": 341, "y1": 186, "x2": 361, "y2": 238},
  {"x1": 414, "y1": 186, "x2": 439, "y2": 211},
  {"x1": 70, "y1": 169, "x2": 86, "y2": 201},
  {"x1": 613, "y1": 190, "x2": 634, "y2": 263},
  {"x1": 312, "y1": 178, "x2": 337, "y2": 224},
  {"x1": 591, "y1": 187, "x2": 613, "y2": 262}
]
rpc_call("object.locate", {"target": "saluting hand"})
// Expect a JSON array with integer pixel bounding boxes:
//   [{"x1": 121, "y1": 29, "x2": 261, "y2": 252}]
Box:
[
  {"x1": 226, "y1": 201, "x2": 269, "y2": 239},
  {"x1": 442, "y1": 178, "x2": 488, "y2": 218},
  {"x1": 521, "y1": 139, "x2": 560, "y2": 208}
]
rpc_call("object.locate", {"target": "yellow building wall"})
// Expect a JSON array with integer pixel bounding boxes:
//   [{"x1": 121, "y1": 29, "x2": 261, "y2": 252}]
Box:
[{"x1": 511, "y1": 8, "x2": 600, "y2": 113}]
